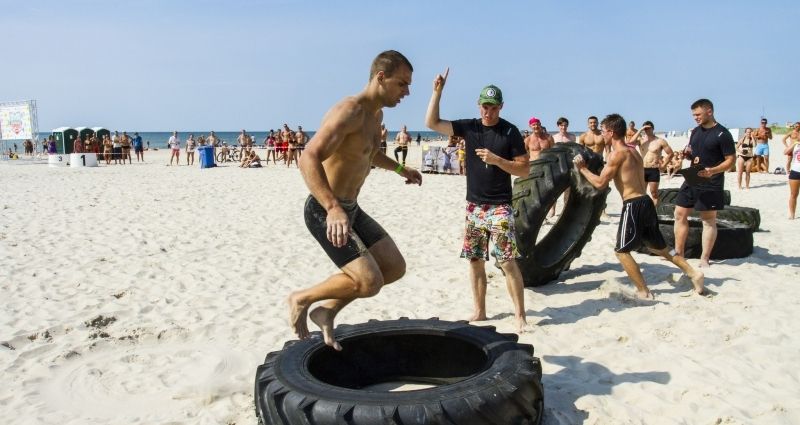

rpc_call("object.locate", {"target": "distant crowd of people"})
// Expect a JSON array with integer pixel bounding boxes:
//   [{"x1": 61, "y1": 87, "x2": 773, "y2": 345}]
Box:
[{"x1": 163, "y1": 125, "x2": 308, "y2": 167}]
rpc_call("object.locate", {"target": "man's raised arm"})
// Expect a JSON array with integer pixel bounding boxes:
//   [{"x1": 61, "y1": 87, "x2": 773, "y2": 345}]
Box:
[{"x1": 425, "y1": 67, "x2": 454, "y2": 136}]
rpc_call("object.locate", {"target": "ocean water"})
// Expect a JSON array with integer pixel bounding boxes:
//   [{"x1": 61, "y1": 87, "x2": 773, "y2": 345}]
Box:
[
  {"x1": 124, "y1": 130, "x2": 580, "y2": 148},
  {"x1": 125, "y1": 130, "x2": 447, "y2": 148}
]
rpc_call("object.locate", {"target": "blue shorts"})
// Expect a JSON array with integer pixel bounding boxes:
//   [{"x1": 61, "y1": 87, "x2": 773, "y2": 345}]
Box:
[{"x1": 754, "y1": 143, "x2": 769, "y2": 156}]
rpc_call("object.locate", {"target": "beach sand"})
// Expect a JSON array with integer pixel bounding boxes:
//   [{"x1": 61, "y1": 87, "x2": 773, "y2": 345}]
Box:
[{"x1": 1, "y1": 146, "x2": 799, "y2": 425}]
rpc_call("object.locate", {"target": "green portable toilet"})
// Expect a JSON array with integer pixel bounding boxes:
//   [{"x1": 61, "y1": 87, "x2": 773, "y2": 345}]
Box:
[
  {"x1": 52, "y1": 127, "x2": 78, "y2": 154},
  {"x1": 92, "y1": 127, "x2": 110, "y2": 142},
  {"x1": 76, "y1": 127, "x2": 95, "y2": 142}
]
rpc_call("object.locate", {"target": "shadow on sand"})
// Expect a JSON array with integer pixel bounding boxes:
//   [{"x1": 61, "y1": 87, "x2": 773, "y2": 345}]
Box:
[{"x1": 541, "y1": 354, "x2": 670, "y2": 424}]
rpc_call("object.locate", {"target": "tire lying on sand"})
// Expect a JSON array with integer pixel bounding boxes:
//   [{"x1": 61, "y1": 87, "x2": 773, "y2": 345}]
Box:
[
  {"x1": 655, "y1": 203, "x2": 761, "y2": 231},
  {"x1": 254, "y1": 318, "x2": 544, "y2": 425},
  {"x1": 657, "y1": 188, "x2": 731, "y2": 206},
  {"x1": 512, "y1": 143, "x2": 610, "y2": 287},
  {"x1": 636, "y1": 215, "x2": 753, "y2": 259}
]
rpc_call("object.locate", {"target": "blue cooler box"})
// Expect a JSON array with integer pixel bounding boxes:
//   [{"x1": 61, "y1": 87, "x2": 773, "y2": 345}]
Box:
[{"x1": 198, "y1": 145, "x2": 215, "y2": 168}]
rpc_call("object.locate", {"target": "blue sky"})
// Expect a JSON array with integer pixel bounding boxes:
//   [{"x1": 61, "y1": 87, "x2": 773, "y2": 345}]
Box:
[{"x1": 3, "y1": 0, "x2": 796, "y2": 133}]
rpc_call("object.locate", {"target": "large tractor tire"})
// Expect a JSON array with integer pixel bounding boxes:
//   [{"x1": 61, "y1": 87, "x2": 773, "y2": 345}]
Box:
[
  {"x1": 655, "y1": 203, "x2": 761, "y2": 231},
  {"x1": 657, "y1": 188, "x2": 731, "y2": 206},
  {"x1": 637, "y1": 215, "x2": 753, "y2": 259},
  {"x1": 512, "y1": 143, "x2": 609, "y2": 287},
  {"x1": 255, "y1": 318, "x2": 544, "y2": 425}
]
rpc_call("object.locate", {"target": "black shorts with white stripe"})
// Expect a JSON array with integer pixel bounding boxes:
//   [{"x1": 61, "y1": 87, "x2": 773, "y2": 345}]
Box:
[{"x1": 615, "y1": 195, "x2": 667, "y2": 253}]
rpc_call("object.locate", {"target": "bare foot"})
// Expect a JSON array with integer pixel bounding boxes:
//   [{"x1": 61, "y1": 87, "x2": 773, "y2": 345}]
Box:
[
  {"x1": 287, "y1": 292, "x2": 310, "y2": 340},
  {"x1": 689, "y1": 270, "x2": 705, "y2": 295},
  {"x1": 309, "y1": 306, "x2": 342, "y2": 351},
  {"x1": 514, "y1": 316, "x2": 528, "y2": 334},
  {"x1": 468, "y1": 312, "x2": 487, "y2": 322},
  {"x1": 636, "y1": 289, "x2": 654, "y2": 300},
  {"x1": 698, "y1": 260, "x2": 710, "y2": 268}
]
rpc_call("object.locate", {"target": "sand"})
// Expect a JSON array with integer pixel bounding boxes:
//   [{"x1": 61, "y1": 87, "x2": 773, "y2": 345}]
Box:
[{"x1": 1, "y1": 146, "x2": 799, "y2": 425}]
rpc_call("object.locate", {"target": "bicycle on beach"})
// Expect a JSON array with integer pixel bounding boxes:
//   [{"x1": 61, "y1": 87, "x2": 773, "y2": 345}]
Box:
[{"x1": 216, "y1": 146, "x2": 242, "y2": 163}]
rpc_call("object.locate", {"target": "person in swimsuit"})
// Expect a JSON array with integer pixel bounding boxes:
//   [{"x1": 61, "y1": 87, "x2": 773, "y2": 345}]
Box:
[
  {"x1": 121, "y1": 131, "x2": 132, "y2": 164},
  {"x1": 240, "y1": 148, "x2": 261, "y2": 168},
  {"x1": 288, "y1": 50, "x2": 422, "y2": 351},
  {"x1": 736, "y1": 127, "x2": 756, "y2": 189},
  {"x1": 781, "y1": 122, "x2": 800, "y2": 174},
  {"x1": 553, "y1": 117, "x2": 576, "y2": 143},
  {"x1": 112, "y1": 131, "x2": 121, "y2": 164},
  {"x1": 168, "y1": 131, "x2": 181, "y2": 166},
  {"x1": 103, "y1": 135, "x2": 113, "y2": 164},
  {"x1": 525, "y1": 117, "x2": 553, "y2": 161},
  {"x1": 264, "y1": 130, "x2": 278, "y2": 164},
  {"x1": 394, "y1": 125, "x2": 411, "y2": 165},
  {"x1": 625, "y1": 120, "x2": 638, "y2": 143},
  {"x1": 753, "y1": 118, "x2": 772, "y2": 173},
  {"x1": 579, "y1": 116, "x2": 610, "y2": 160},
  {"x1": 627, "y1": 121, "x2": 674, "y2": 205},
  {"x1": 73, "y1": 137, "x2": 84, "y2": 154},
  {"x1": 185, "y1": 134, "x2": 196, "y2": 165},
  {"x1": 574, "y1": 113, "x2": 705, "y2": 298},
  {"x1": 379, "y1": 123, "x2": 388, "y2": 154},
  {"x1": 783, "y1": 134, "x2": 800, "y2": 219}
]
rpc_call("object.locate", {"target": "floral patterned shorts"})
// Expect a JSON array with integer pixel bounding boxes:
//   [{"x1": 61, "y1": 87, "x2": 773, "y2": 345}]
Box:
[{"x1": 461, "y1": 202, "x2": 519, "y2": 262}]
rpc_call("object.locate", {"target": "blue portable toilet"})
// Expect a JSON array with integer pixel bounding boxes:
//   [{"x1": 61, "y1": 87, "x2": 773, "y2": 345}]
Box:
[{"x1": 198, "y1": 145, "x2": 215, "y2": 168}]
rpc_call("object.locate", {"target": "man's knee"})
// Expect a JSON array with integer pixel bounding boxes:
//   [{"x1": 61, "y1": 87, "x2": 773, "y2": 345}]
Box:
[
  {"x1": 674, "y1": 207, "x2": 690, "y2": 221},
  {"x1": 699, "y1": 211, "x2": 717, "y2": 227},
  {"x1": 353, "y1": 273, "x2": 384, "y2": 298},
  {"x1": 382, "y1": 256, "x2": 406, "y2": 285}
]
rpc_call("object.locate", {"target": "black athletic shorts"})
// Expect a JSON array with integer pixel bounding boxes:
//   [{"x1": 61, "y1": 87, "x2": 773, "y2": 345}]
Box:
[
  {"x1": 615, "y1": 195, "x2": 667, "y2": 253},
  {"x1": 790, "y1": 170, "x2": 800, "y2": 180},
  {"x1": 304, "y1": 195, "x2": 388, "y2": 268},
  {"x1": 675, "y1": 182, "x2": 725, "y2": 211},
  {"x1": 643, "y1": 167, "x2": 660, "y2": 183}
]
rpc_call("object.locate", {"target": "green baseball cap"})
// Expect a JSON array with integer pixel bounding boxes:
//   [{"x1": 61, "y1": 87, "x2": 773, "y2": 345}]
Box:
[{"x1": 478, "y1": 85, "x2": 503, "y2": 105}]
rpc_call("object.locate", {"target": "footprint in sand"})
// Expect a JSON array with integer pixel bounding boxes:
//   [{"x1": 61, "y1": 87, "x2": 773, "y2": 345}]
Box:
[{"x1": 37, "y1": 341, "x2": 252, "y2": 419}]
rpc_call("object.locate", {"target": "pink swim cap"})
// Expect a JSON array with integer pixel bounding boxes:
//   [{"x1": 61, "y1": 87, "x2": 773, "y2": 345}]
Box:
[{"x1": 529, "y1": 117, "x2": 541, "y2": 125}]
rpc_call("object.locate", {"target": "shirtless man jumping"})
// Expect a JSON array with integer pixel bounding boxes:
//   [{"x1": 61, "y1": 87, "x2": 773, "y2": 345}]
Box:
[
  {"x1": 525, "y1": 117, "x2": 553, "y2": 161},
  {"x1": 288, "y1": 50, "x2": 422, "y2": 350},
  {"x1": 574, "y1": 113, "x2": 704, "y2": 298},
  {"x1": 628, "y1": 121, "x2": 674, "y2": 205},
  {"x1": 579, "y1": 116, "x2": 609, "y2": 160}
]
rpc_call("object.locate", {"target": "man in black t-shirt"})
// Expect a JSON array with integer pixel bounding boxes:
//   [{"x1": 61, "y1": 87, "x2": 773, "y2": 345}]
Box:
[
  {"x1": 425, "y1": 68, "x2": 530, "y2": 333},
  {"x1": 675, "y1": 98, "x2": 736, "y2": 267}
]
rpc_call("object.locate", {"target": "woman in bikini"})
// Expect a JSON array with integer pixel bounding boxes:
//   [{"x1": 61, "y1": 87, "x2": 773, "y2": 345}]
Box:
[{"x1": 736, "y1": 127, "x2": 756, "y2": 189}]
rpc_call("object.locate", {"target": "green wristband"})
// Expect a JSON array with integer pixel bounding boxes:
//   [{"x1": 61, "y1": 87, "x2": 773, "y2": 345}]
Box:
[{"x1": 394, "y1": 163, "x2": 404, "y2": 174}]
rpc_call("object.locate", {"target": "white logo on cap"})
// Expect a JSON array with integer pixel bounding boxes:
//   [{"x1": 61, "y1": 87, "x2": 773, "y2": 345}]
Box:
[{"x1": 486, "y1": 88, "x2": 496, "y2": 98}]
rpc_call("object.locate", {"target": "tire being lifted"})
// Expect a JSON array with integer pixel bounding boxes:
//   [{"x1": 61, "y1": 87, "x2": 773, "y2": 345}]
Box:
[
  {"x1": 255, "y1": 318, "x2": 544, "y2": 425},
  {"x1": 512, "y1": 143, "x2": 610, "y2": 287}
]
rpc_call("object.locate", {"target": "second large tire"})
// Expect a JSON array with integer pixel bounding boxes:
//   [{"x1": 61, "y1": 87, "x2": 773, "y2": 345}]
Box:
[
  {"x1": 657, "y1": 188, "x2": 731, "y2": 206},
  {"x1": 512, "y1": 143, "x2": 609, "y2": 287},
  {"x1": 637, "y1": 215, "x2": 754, "y2": 259},
  {"x1": 655, "y1": 203, "x2": 761, "y2": 231},
  {"x1": 255, "y1": 318, "x2": 544, "y2": 425}
]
